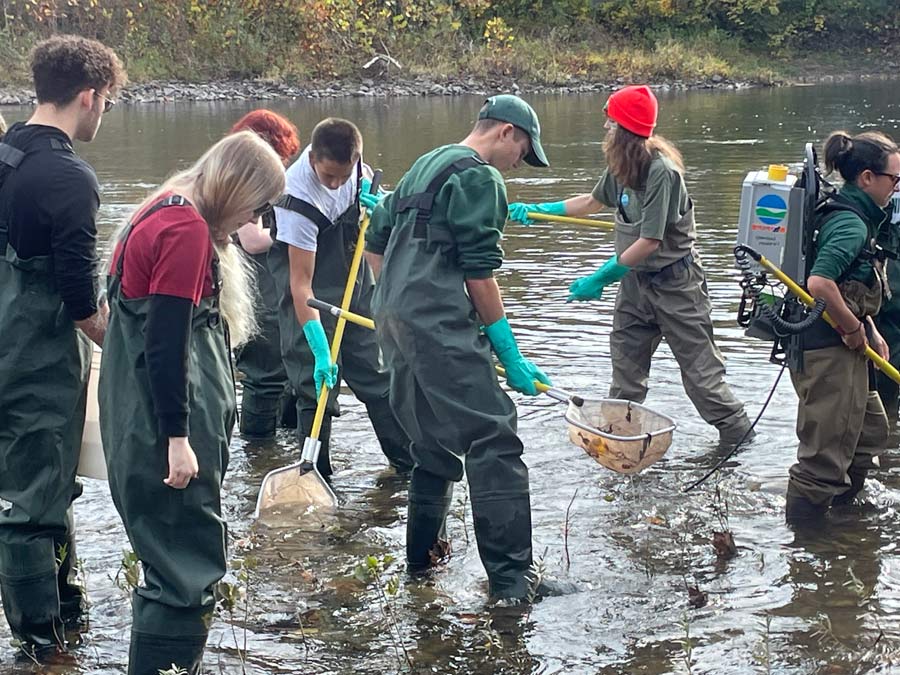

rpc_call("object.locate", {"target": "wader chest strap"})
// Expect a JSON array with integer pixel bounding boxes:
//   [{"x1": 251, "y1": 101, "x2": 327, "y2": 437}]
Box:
[
  {"x1": 276, "y1": 194, "x2": 334, "y2": 237},
  {"x1": 394, "y1": 156, "x2": 487, "y2": 238},
  {"x1": 0, "y1": 137, "x2": 75, "y2": 249}
]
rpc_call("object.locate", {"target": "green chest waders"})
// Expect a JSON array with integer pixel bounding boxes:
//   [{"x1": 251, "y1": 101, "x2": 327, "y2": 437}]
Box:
[
  {"x1": 234, "y1": 237, "x2": 293, "y2": 439},
  {"x1": 269, "y1": 168, "x2": 411, "y2": 477},
  {"x1": 99, "y1": 196, "x2": 235, "y2": 675},
  {"x1": 373, "y1": 155, "x2": 534, "y2": 600},
  {"x1": 0, "y1": 138, "x2": 92, "y2": 650}
]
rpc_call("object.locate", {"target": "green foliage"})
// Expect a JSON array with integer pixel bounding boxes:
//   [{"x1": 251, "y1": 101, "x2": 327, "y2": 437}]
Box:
[{"x1": 0, "y1": 0, "x2": 895, "y2": 84}]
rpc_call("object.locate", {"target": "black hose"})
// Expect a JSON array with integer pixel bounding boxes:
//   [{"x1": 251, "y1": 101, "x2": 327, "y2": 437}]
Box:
[
  {"x1": 761, "y1": 297, "x2": 827, "y2": 336},
  {"x1": 682, "y1": 363, "x2": 786, "y2": 493}
]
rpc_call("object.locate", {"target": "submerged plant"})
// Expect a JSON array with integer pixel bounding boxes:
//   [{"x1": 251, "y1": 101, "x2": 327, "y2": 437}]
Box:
[
  {"x1": 752, "y1": 614, "x2": 773, "y2": 674},
  {"x1": 680, "y1": 611, "x2": 695, "y2": 674},
  {"x1": 115, "y1": 549, "x2": 141, "y2": 596},
  {"x1": 477, "y1": 617, "x2": 503, "y2": 653},
  {"x1": 215, "y1": 555, "x2": 258, "y2": 675},
  {"x1": 354, "y1": 554, "x2": 411, "y2": 670}
]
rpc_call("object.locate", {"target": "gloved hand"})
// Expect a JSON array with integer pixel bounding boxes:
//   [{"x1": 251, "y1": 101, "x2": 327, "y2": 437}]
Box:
[
  {"x1": 567, "y1": 255, "x2": 631, "y2": 302},
  {"x1": 507, "y1": 201, "x2": 566, "y2": 225},
  {"x1": 360, "y1": 177, "x2": 389, "y2": 213},
  {"x1": 483, "y1": 317, "x2": 551, "y2": 396},
  {"x1": 303, "y1": 319, "x2": 339, "y2": 397}
]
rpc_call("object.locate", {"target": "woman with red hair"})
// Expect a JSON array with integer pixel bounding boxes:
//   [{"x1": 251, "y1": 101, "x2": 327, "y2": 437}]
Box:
[
  {"x1": 509, "y1": 85, "x2": 752, "y2": 447},
  {"x1": 229, "y1": 109, "x2": 300, "y2": 439}
]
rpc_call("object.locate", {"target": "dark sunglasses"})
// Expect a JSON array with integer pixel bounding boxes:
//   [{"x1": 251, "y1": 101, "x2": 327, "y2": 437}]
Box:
[
  {"x1": 253, "y1": 202, "x2": 273, "y2": 219},
  {"x1": 874, "y1": 171, "x2": 900, "y2": 188},
  {"x1": 93, "y1": 91, "x2": 116, "y2": 113}
]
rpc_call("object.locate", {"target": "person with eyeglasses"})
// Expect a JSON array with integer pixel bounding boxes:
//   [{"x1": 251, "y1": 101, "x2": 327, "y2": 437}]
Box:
[
  {"x1": 782, "y1": 130, "x2": 900, "y2": 524},
  {"x1": 0, "y1": 35, "x2": 124, "y2": 656},
  {"x1": 507, "y1": 85, "x2": 753, "y2": 448},
  {"x1": 99, "y1": 131, "x2": 285, "y2": 674},
  {"x1": 269, "y1": 117, "x2": 413, "y2": 479}
]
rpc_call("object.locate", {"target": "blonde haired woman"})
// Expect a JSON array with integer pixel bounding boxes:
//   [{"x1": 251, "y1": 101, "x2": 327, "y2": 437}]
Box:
[{"x1": 99, "y1": 130, "x2": 284, "y2": 675}]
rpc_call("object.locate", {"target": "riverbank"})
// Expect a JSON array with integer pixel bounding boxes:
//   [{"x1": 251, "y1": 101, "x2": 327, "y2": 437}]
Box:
[{"x1": 0, "y1": 68, "x2": 897, "y2": 106}]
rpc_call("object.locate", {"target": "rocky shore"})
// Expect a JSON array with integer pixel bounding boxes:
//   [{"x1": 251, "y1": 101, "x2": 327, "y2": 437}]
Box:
[
  {"x1": 0, "y1": 75, "x2": 760, "y2": 106},
  {"x1": 1, "y1": 69, "x2": 897, "y2": 106}
]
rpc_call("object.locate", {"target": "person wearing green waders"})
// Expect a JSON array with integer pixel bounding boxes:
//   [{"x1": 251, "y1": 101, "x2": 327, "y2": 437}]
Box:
[
  {"x1": 270, "y1": 118, "x2": 412, "y2": 478},
  {"x1": 229, "y1": 110, "x2": 301, "y2": 439},
  {"x1": 509, "y1": 85, "x2": 753, "y2": 447},
  {"x1": 365, "y1": 95, "x2": 574, "y2": 603},
  {"x1": 779, "y1": 131, "x2": 898, "y2": 522},
  {"x1": 100, "y1": 131, "x2": 285, "y2": 674},
  {"x1": 0, "y1": 35, "x2": 124, "y2": 655}
]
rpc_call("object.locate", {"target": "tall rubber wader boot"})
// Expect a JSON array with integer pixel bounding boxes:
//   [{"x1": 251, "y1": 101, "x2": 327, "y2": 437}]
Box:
[
  {"x1": 372, "y1": 151, "x2": 533, "y2": 600},
  {"x1": 99, "y1": 198, "x2": 234, "y2": 674},
  {"x1": 0, "y1": 138, "x2": 91, "y2": 651},
  {"x1": 270, "y1": 185, "x2": 411, "y2": 477},
  {"x1": 235, "y1": 249, "x2": 291, "y2": 440},
  {"x1": 608, "y1": 253, "x2": 752, "y2": 443},
  {"x1": 407, "y1": 470, "x2": 454, "y2": 573}
]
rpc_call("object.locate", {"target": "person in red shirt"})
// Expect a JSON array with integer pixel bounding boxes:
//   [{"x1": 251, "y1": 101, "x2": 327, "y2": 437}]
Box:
[
  {"x1": 98, "y1": 130, "x2": 285, "y2": 675},
  {"x1": 229, "y1": 110, "x2": 301, "y2": 439}
]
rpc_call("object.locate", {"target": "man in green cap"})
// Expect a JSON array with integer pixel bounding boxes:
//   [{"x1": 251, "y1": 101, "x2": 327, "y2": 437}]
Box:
[{"x1": 365, "y1": 95, "x2": 573, "y2": 603}]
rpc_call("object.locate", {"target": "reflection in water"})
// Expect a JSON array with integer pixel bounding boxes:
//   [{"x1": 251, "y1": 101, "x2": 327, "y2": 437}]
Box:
[{"x1": 0, "y1": 82, "x2": 899, "y2": 673}]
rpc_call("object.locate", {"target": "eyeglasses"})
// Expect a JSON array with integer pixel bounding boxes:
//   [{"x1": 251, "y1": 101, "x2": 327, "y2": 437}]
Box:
[
  {"x1": 93, "y1": 91, "x2": 116, "y2": 114},
  {"x1": 253, "y1": 203, "x2": 273, "y2": 219},
  {"x1": 873, "y1": 171, "x2": 900, "y2": 188}
]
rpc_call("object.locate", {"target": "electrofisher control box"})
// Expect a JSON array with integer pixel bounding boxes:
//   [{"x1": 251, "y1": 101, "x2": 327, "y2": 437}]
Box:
[{"x1": 735, "y1": 166, "x2": 807, "y2": 281}]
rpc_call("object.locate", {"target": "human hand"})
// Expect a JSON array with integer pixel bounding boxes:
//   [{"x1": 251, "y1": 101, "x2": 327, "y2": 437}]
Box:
[{"x1": 164, "y1": 437, "x2": 199, "y2": 489}]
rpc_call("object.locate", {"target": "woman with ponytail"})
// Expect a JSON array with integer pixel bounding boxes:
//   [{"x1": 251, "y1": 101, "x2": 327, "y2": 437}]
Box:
[
  {"x1": 509, "y1": 85, "x2": 752, "y2": 446},
  {"x1": 783, "y1": 130, "x2": 900, "y2": 523},
  {"x1": 98, "y1": 130, "x2": 285, "y2": 674}
]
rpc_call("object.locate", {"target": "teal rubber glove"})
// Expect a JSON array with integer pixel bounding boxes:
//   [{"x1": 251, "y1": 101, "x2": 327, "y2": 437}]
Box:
[
  {"x1": 303, "y1": 319, "x2": 339, "y2": 397},
  {"x1": 359, "y1": 177, "x2": 388, "y2": 213},
  {"x1": 508, "y1": 201, "x2": 566, "y2": 225},
  {"x1": 483, "y1": 317, "x2": 552, "y2": 396},
  {"x1": 567, "y1": 255, "x2": 631, "y2": 302}
]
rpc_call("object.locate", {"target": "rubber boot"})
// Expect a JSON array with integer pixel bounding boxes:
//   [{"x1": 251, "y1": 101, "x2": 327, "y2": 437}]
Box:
[
  {"x1": 785, "y1": 484, "x2": 828, "y2": 525},
  {"x1": 240, "y1": 395, "x2": 280, "y2": 441},
  {"x1": 471, "y1": 492, "x2": 534, "y2": 602},
  {"x1": 279, "y1": 384, "x2": 298, "y2": 429},
  {"x1": 832, "y1": 468, "x2": 868, "y2": 507},
  {"x1": 717, "y1": 415, "x2": 757, "y2": 447},
  {"x1": 127, "y1": 631, "x2": 207, "y2": 675},
  {"x1": 0, "y1": 538, "x2": 65, "y2": 654},
  {"x1": 406, "y1": 469, "x2": 453, "y2": 574}
]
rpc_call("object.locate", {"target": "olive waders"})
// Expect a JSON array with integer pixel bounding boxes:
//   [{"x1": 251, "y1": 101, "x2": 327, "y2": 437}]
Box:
[
  {"x1": 609, "y1": 201, "x2": 751, "y2": 443},
  {"x1": 0, "y1": 137, "x2": 91, "y2": 653},
  {"x1": 269, "y1": 171, "x2": 411, "y2": 477},
  {"x1": 788, "y1": 274, "x2": 888, "y2": 520},
  {"x1": 373, "y1": 154, "x2": 534, "y2": 601},
  {"x1": 100, "y1": 196, "x2": 235, "y2": 675},
  {"x1": 234, "y1": 224, "x2": 296, "y2": 439}
]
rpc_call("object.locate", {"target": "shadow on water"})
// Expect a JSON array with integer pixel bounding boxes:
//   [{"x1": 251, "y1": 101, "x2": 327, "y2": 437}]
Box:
[{"x1": 1, "y1": 82, "x2": 899, "y2": 673}]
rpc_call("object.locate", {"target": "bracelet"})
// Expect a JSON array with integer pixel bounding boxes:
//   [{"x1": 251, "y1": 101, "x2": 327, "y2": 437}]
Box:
[{"x1": 837, "y1": 321, "x2": 864, "y2": 337}]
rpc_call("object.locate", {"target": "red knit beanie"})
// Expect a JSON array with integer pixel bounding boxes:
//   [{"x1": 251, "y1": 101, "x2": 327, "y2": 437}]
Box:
[{"x1": 605, "y1": 85, "x2": 658, "y2": 138}]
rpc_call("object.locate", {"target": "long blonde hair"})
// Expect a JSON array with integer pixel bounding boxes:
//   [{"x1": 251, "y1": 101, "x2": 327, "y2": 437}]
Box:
[{"x1": 121, "y1": 131, "x2": 285, "y2": 346}]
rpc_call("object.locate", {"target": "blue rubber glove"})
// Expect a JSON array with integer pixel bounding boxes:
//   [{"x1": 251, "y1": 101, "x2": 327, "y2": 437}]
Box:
[
  {"x1": 567, "y1": 255, "x2": 631, "y2": 302},
  {"x1": 483, "y1": 317, "x2": 552, "y2": 396},
  {"x1": 360, "y1": 177, "x2": 388, "y2": 213},
  {"x1": 507, "y1": 201, "x2": 566, "y2": 225},
  {"x1": 303, "y1": 319, "x2": 339, "y2": 397}
]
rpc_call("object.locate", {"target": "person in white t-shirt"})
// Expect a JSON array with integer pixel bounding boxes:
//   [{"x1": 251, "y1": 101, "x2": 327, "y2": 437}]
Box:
[{"x1": 268, "y1": 117, "x2": 412, "y2": 477}]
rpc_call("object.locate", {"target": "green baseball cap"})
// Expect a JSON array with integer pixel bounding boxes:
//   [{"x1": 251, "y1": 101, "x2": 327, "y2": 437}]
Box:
[{"x1": 478, "y1": 94, "x2": 549, "y2": 168}]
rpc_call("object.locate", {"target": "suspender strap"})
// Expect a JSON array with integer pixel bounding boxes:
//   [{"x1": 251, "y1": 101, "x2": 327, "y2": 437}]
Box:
[
  {"x1": 0, "y1": 143, "x2": 25, "y2": 170},
  {"x1": 394, "y1": 156, "x2": 487, "y2": 238},
  {"x1": 116, "y1": 195, "x2": 191, "y2": 277},
  {"x1": 276, "y1": 194, "x2": 334, "y2": 234}
]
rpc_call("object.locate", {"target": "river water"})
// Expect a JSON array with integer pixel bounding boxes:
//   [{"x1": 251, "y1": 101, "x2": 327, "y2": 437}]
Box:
[{"x1": 1, "y1": 81, "x2": 900, "y2": 674}]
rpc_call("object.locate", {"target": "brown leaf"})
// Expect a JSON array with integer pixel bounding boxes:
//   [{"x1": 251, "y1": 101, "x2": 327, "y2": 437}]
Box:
[
  {"x1": 712, "y1": 531, "x2": 737, "y2": 559},
  {"x1": 687, "y1": 585, "x2": 708, "y2": 609}
]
